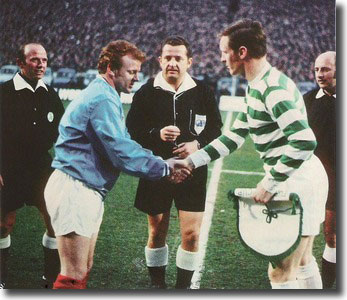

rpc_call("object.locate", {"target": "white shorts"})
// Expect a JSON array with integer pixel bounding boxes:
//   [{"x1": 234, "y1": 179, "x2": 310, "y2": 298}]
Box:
[
  {"x1": 267, "y1": 155, "x2": 328, "y2": 236},
  {"x1": 44, "y1": 169, "x2": 104, "y2": 238}
]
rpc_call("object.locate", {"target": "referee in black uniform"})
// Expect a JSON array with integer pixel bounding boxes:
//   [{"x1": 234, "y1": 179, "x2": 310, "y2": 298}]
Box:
[
  {"x1": 0, "y1": 43, "x2": 64, "y2": 288},
  {"x1": 304, "y1": 51, "x2": 336, "y2": 289},
  {"x1": 126, "y1": 36, "x2": 222, "y2": 289}
]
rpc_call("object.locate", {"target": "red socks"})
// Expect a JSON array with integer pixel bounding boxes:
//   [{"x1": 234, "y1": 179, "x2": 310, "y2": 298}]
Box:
[{"x1": 53, "y1": 274, "x2": 86, "y2": 289}]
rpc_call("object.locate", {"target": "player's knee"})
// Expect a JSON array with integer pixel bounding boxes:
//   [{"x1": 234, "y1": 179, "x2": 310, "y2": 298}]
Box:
[
  {"x1": 181, "y1": 228, "x2": 200, "y2": 248},
  {"x1": 268, "y1": 262, "x2": 296, "y2": 282}
]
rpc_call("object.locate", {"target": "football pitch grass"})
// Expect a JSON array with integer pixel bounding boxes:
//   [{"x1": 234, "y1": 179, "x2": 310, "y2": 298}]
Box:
[{"x1": 5, "y1": 103, "x2": 329, "y2": 289}]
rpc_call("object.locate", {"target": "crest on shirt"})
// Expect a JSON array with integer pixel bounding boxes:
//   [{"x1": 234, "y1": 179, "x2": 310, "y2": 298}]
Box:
[
  {"x1": 47, "y1": 112, "x2": 54, "y2": 122},
  {"x1": 194, "y1": 114, "x2": 206, "y2": 135}
]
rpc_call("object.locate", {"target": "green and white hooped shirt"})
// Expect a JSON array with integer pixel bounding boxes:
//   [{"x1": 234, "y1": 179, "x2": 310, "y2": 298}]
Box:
[{"x1": 189, "y1": 61, "x2": 317, "y2": 193}]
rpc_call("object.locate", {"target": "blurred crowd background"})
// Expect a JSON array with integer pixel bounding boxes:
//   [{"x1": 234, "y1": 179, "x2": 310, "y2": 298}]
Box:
[{"x1": 0, "y1": 0, "x2": 335, "y2": 93}]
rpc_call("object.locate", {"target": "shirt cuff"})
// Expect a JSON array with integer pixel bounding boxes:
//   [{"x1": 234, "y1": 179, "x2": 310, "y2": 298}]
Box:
[
  {"x1": 260, "y1": 175, "x2": 280, "y2": 194},
  {"x1": 188, "y1": 149, "x2": 211, "y2": 168},
  {"x1": 163, "y1": 162, "x2": 170, "y2": 177}
]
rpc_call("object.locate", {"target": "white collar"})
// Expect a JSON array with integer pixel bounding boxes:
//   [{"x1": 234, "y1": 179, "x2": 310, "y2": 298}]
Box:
[
  {"x1": 248, "y1": 61, "x2": 272, "y2": 86},
  {"x1": 316, "y1": 88, "x2": 336, "y2": 99},
  {"x1": 153, "y1": 71, "x2": 196, "y2": 95},
  {"x1": 13, "y1": 72, "x2": 48, "y2": 92}
]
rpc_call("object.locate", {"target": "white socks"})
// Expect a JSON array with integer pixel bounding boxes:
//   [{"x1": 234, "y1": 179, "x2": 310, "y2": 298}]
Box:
[
  {"x1": 176, "y1": 245, "x2": 199, "y2": 271},
  {"x1": 42, "y1": 232, "x2": 57, "y2": 249},
  {"x1": 0, "y1": 235, "x2": 11, "y2": 249},
  {"x1": 297, "y1": 257, "x2": 323, "y2": 289},
  {"x1": 271, "y1": 280, "x2": 300, "y2": 289},
  {"x1": 145, "y1": 245, "x2": 168, "y2": 267},
  {"x1": 323, "y1": 244, "x2": 336, "y2": 263}
]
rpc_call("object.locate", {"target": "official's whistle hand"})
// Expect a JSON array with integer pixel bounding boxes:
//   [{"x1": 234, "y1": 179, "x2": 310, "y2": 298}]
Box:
[{"x1": 160, "y1": 125, "x2": 180, "y2": 142}]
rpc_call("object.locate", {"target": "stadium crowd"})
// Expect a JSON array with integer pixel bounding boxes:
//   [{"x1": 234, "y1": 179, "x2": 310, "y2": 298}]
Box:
[{"x1": 0, "y1": 0, "x2": 335, "y2": 84}]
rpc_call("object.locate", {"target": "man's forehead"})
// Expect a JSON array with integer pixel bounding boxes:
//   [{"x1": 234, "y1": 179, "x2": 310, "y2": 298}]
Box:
[
  {"x1": 121, "y1": 54, "x2": 141, "y2": 69},
  {"x1": 315, "y1": 53, "x2": 335, "y2": 68},
  {"x1": 24, "y1": 44, "x2": 47, "y2": 57},
  {"x1": 162, "y1": 44, "x2": 187, "y2": 57},
  {"x1": 219, "y1": 36, "x2": 230, "y2": 50}
]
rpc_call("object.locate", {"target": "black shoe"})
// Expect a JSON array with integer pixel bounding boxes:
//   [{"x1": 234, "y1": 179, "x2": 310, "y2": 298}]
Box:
[
  {"x1": 150, "y1": 282, "x2": 167, "y2": 289},
  {"x1": 0, "y1": 282, "x2": 5, "y2": 289},
  {"x1": 41, "y1": 275, "x2": 54, "y2": 289}
]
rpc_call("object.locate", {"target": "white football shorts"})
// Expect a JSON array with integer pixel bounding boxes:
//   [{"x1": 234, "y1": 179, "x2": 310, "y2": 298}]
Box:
[
  {"x1": 265, "y1": 154, "x2": 328, "y2": 236},
  {"x1": 44, "y1": 169, "x2": 104, "y2": 238}
]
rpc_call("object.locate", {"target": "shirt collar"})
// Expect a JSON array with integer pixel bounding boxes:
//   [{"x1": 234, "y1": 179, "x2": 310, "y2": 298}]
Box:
[
  {"x1": 96, "y1": 74, "x2": 120, "y2": 98},
  {"x1": 153, "y1": 71, "x2": 197, "y2": 95},
  {"x1": 248, "y1": 61, "x2": 272, "y2": 87},
  {"x1": 316, "y1": 88, "x2": 336, "y2": 99},
  {"x1": 13, "y1": 72, "x2": 48, "y2": 92}
]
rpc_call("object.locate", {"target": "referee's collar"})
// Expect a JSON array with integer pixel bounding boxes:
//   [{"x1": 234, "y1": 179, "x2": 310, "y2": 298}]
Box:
[
  {"x1": 316, "y1": 88, "x2": 336, "y2": 99},
  {"x1": 153, "y1": 71, "x2": 196, "y2": 94},
  {"x1": 13, "y1": 72, "x2": 48, "y2": 92}
]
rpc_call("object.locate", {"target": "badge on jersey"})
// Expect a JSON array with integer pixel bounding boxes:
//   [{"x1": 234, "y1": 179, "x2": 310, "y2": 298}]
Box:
[
  {"x1": 194, "y1": 114, "x2": 206, "y2": 135},
  {"x1": 47, "y1": 112, "x2": 54, "y2": 122}
]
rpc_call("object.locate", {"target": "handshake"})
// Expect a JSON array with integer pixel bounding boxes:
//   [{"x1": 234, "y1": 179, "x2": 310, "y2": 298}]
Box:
[{"x1": 165, "y1": 157, "x2": 195, "y2": 184}]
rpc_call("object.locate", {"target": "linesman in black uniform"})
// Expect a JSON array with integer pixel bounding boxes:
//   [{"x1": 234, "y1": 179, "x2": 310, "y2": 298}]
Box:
[
  {"x1": 126, "y1": 36, "x2": 222, "y2": 289},
  {"x1": 0, "y1": 43, "x2": 64, "y2": 288},
  {"x1": 304, "y1": 51, "x2": 336, "y2": 289}
]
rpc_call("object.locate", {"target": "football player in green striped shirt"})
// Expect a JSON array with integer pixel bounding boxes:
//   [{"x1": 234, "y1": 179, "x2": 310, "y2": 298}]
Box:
[{"x1": 177, "y1": 19, "x2": 328, "y2": 289}]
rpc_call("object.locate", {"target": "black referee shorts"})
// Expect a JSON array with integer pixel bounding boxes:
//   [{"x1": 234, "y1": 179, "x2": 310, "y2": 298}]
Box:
[
  {"x1": 0, "y1": 165, "x2": 53, "y2": 214},
  {"x1": 134, "y1": 165, "x2": 208, "y2": 216}
]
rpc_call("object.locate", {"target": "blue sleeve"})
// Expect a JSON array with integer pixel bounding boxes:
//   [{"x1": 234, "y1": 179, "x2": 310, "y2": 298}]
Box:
[{"x1": 89, "y1": 99, "x2": 167, "y2": 180}]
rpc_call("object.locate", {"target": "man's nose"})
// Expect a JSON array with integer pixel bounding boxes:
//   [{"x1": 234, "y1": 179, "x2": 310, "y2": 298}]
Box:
[{"x1": 168, "y1": 58, "x2": 177, "y2": 67}]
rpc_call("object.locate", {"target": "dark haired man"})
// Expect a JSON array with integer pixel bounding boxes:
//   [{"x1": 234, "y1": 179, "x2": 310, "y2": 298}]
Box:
[
  {"x1": 0, "y1": 43, "x2": 64, "y2": 288},
  {"x1": 126, "y1": 36, "x2": 222, "y2": 289},
  {"x1": 304, "y1": 51, "x2": 336, "y2": 289},
  {"x1": 44, "y1": 40, "x2": 189, "y2": 289},
  {"x1": 176, "y1": 19, "x2": 328, "y2": 289}
]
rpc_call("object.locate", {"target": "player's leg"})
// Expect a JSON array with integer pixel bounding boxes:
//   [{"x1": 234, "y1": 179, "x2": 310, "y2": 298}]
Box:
[
  {"x1": 83, "y1": 232, "x2": 99, "y2": 288},
  {"x1": 296, "y1": 236, "x2": 323, "y2": 289},
  {"x1": 146, "y1": 212, "x2": 170, "y2": 288},
  {"x1": 175, "y1": 210, "x2": 203, "y2": 289},
  {"x1": 268, "y1": 236, "x2": 311, "y2": 289},
  {"x1": 53, "y1": 233, "x2": 91, "y2": 289},
  {"x1": 321, "y1": 209, "x2": 336, "y2": 288},
  {"x1": 36, "y1": 199, "x2": 60, "y2": 288},
  {"x1": 45, "y1": 169, "x2": 104, "y2": 289},
  {"x1": 0, "y1": 210, "x2": 16, "y2": 289}
]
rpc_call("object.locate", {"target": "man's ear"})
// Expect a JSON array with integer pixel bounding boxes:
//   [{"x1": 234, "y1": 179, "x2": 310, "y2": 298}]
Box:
[
  {"x1": 187, "y1": 57, "x2": 193, "y2": 68},
  {"x1": 238, "y1": 46, "x2": 247, "y2": 59},
  {"x1": 16, "y1": 58, "x2": 24, "y2": 69},
  {"x1": 107, "y1": 64, "x2": 117, "y2": 77}
]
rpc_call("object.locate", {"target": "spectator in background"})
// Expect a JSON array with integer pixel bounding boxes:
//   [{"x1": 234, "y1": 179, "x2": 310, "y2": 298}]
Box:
[
  {"x1": 126, "y1": 36, "x2": 222, "y2": 289},
  {"x1": 304, "y1": 51, "x2": 336, "y2": 289},
  {"x1": 0, "y1": 43, "x2": 64, "y2": 289}
]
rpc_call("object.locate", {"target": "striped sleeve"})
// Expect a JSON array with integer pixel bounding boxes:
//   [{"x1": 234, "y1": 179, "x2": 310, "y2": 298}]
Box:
[
  {"x1": 189, "y1": 111, "x2": 249, "y2": 168},
  {"x1": 261, "y1": 86, "x2": 317, "y2": 192}
]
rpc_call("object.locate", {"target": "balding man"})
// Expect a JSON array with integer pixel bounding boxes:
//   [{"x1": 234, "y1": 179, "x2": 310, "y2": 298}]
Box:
[
  {"x1": 0, "y1": 43, "x2": 64, "y2": 288},
  {"x1": 304, "y1": 51, "x2": 336, "y2": 289}
]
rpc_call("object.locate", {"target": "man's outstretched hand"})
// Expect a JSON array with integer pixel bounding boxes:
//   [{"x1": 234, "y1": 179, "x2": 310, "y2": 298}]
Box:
[{"x1": 165, "y1": 158, "x2": 195, "y2": 184}]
